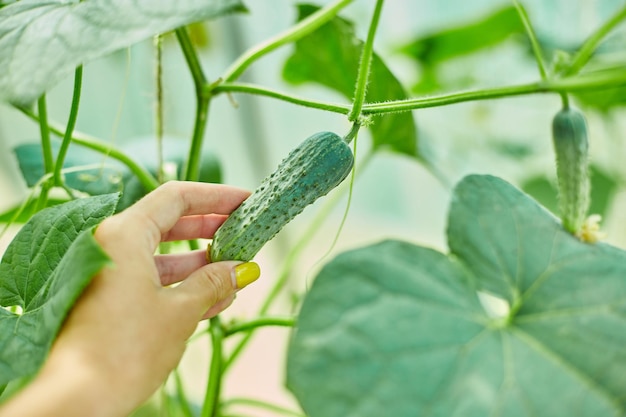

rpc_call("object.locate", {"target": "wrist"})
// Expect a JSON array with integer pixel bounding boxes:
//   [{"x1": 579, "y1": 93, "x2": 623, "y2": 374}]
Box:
[{"x1": 0, "y1": 345, "x2": 132, "y2": 417}]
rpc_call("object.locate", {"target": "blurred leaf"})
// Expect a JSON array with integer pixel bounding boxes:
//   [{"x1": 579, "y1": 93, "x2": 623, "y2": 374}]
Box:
[
  {"x1": 522, "y1": 165, "x2": 618, "y2": 218},
  {"x1": 13, "y1": 138, "x2": 222, "y2": 212},
  {"x1": 0, "y1": 0, "x2": 246, "y2": 105},
  {"x1": 288, "y1": 175, "x2": 626, "y2": 417},
  {"x1": 14, "y1": 143, "x2": 125, "y2": 196},
  {"x1": 0, "y1": 198, "x2": 66, "y2": 224},
  {"x1": 398, "y1": 6, "x2": 524, "y2": 92},
  {"x1": 575, "y1": 85, "x2": 626, "y2": 110},
  {"x1": 399, "y1": 6, "x2": 524, "y2": 65},
  {"x1": 0, "y1": 193, "x2": 119, "y2": 385},
  {"x1": 283, "y1": 4, "x2": 418, "y2": 158}
]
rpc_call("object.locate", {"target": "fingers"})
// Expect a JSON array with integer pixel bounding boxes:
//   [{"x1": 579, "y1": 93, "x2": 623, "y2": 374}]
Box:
[
  {"x1": 119, "y1": 181, "x2": 249, "y2": 251},
  {"x1": 155, "y1": 250, "x2": 208, "y2": 286},
  {"x1": 160, "y1": 214, "x2": 229, "y2": 242},
  {"x1": 172, "y1": 261, "x2": 260, "y2": 318}
]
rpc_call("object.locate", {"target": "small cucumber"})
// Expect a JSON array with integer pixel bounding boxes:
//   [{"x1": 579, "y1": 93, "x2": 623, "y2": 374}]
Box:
[
  {"x1": 209, "y1": 131, "x2": 354, "y2": 262},
  {"x1": 552, "y1": 107, "x2": 590, "y2": 234}
]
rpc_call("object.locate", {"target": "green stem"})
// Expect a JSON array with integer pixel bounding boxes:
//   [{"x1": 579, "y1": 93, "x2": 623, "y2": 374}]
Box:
[
  {"x1": 173, "y1": 369, "x2": 194, "y2": 417},
  {"x1": 37, "y1": 96, "x2": 54, "y2": 174},
  {"x1": 176, "y1": 27, "x2": 211, "y2": 182},
  {"x1": 215, "y1": 68, "x2": 626, "y2": 117},
  {"x1": 222, "y1": 150, "x2": 375, "y2": 372},
  {"x1": 348, "y1": 0, "x2": 384, "y2": 122},
  {"x1": 213, "y1": 82, "x2": 350, "y2": 114},
  {"x1": 221, "y1": 0, "x2": 353, "y2": 82},
  {"x1": 223, "y1": 316, "x2": 296, "y2": 337},
  {"x1": 201, "y1": 316, "x2": 224, "y2": 417},
  {"x1": 54, "y1": 65, "x2": 83, "y2": 187},
  {"x1": 512, "y1": 0, "x2": 547, "y2": 80},
  {"x1": 154, "y1": 35, "x2": 165, "y2": 183},
  {"x1": 19, "y1": 107, "x2": 160, "y2": 192},
  {"x1": 566, "y1": 4, "x2": 626, "y2": 76},
  {"x1": 221, "y1": 398, "x2": 305, "y2": 417},
  {"x1": 176, "y1": 27, "x2": 207, "y2": 87}
]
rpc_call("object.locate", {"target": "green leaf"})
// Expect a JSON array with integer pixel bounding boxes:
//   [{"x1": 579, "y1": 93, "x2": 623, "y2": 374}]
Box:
[
  {"x1": 287, "y1": 174, "x2": 626, "y2": 417},
  {"x1": 0, "y1": 0, "x2": 246, "y2": 105},
  {"x1": 282, "y1": 4, "x2": 418, "y2": 158},
  {"x1": 399, "y1": 6, "x2": 524, "y2": 65},
  {"x1": 0, "y1": 193, "x2": 119, "y2": 385},
  {"x1": 398, "y1": 6, "x2": 524, "y2": 92}
]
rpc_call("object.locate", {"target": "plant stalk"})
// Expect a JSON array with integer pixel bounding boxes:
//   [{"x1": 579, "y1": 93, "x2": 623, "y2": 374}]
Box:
[
  {"x1": 512, "y1": 0, "x2": 547, "y2": 80},
  {"x1": 201, "y1": 316, "x2": 224, "y2": 417},
  {"x1": 54, "y1": 65, "x2": 83, "y2": 190},
  {"x1": 176, "y1": 27, "x2": 211, "y2": 182},
  {"x1": 566, "y1": 4, "x2": 626, "y2": 76},
  {"x1": 223, "y1": 317, "x2": 296, "y2": 337},
  {"x1": 348, "y1": 0, "x2": 384, "y2": 122},
  {"x1": 221, "y1": 0, "x2": 353, "y2": 82}
]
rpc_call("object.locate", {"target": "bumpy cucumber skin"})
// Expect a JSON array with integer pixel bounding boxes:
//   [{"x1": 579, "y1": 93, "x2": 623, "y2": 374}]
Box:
[
  {"x1": 552, "y1": 107, "x2": 590, "y2": 234},
  {"x1": 210, "y1": 131, "x2": 354, "y2": 262}
]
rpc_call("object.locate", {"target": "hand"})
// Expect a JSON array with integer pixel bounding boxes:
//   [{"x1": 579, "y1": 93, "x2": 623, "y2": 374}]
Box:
[{"x1": 0, "y1": 181, "x2": 260, "y2": 417}]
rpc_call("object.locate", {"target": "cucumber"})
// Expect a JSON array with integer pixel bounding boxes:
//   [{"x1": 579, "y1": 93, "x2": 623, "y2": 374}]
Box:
[
  {"x1": 552, "y1": 107, "x2": 590, "y2": 235},
  {"x1": 209, "y1": 131, "x2": 354, "y2": 262}
]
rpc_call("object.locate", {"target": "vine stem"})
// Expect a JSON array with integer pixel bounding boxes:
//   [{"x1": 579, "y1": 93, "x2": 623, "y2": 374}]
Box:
[
  {"x1": 176, "y1": 27, "x2": 211, "y2": 182},
  {"x1": 220, "y1": 398, "x2": 305, "y2": 417},
  {"x1": 54, "y1": 65, "x2": 83, "y2": 191},
  {"x1": 348, "y1": 0, "x2": 384, "y2": 122},
  {"x1": 512, "y1": 0, "x2": 547, "y2": 80},
  {"x1": 222, "y1": 149, "x2": 375, "y2": 372},
  {"x1": 36, "y1": 95, "x2": 54, "y2": 209},
  {"x1": 201, "y1": 316, "x2": 224, "y2": 417},
  {"x1": 154, "y1": 35, "x2": 164, "y2": 183},
  {"x1": 223, "y1": 316, "x2": 296, "y2": 337},
  {"x1": 37, "y1": 96, "x2": 54, "y2": 175},
  {"x1": 18, "y1": 107, "x2": 160, "y2": 192},
  {"x1": 221, "y1": 0, "x2": 353, "y2": 82},
  {"x1": 566, "y1": 4, "x2": 626, "y2": 76},
  {"x1": 214, "y1": 67, "x2": 626, "y2": 116}
]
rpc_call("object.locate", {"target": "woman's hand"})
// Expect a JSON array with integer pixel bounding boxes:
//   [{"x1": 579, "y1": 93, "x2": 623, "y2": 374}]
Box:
[{"x1": 0, "y1": 181, "x2": 260, "y2": 417}]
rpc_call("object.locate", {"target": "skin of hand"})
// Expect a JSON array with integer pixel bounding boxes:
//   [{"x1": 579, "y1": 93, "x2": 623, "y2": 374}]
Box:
[{"x1": 0, "y1": 181, "x2": 260, "y2": 417}]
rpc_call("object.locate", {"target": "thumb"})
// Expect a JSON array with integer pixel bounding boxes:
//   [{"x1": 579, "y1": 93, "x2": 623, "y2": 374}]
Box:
[{"x1": 174, "y1": 261, "x2": 261, "y2": 317}]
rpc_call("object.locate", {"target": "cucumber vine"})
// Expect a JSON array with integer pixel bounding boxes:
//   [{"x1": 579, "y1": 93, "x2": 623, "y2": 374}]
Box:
[{"x1": 1, "y1": 1, "x2": 626, "y2": 416}]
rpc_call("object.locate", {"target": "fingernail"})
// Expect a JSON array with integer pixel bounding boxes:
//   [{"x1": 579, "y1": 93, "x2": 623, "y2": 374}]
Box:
[{"x1": 232, "y1": 262, "x2": 260, "y2": 289}]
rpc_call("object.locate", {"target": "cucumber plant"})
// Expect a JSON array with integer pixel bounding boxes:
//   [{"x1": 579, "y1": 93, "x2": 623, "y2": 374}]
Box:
[{"x1": 1, "y1": 1, "x2": 626, "y2": 417}]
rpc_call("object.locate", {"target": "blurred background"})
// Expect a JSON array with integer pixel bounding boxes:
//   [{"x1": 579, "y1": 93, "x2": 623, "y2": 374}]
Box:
[{"x1": 1, "y1": 0, "x2": 625, "y2": 414}]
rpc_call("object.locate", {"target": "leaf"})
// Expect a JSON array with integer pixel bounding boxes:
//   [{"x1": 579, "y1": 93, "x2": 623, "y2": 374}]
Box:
[
  {"x1": 397, "y1": 6, "x2": 524, "y2": 93},
  {"x1": 0, "y1": 0, "x2": 246, "y2": 105},
  {"x1": 282, "y1": 4, "x2": 418, "y2": 158},
  {"x1": 0, "y1": 193, "x2": 119, "y2": 385},
  {"x1": 287, "y1": 174, "x2": 626, "y2": 417},
  {"x1": 399, "y1": 6, "x2": 524, "y2": 66},
  {"x1": 13, "y1": 138, "x2": 222, "y2": 211}
]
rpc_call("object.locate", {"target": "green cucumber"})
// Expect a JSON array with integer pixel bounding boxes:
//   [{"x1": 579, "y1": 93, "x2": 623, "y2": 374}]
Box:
[
  {"x1": 209, "y1": 131, "x2": 354, "y2": 262},
  {"x1": 552, "y1": 106, "x2": 590, "y2": 234}
]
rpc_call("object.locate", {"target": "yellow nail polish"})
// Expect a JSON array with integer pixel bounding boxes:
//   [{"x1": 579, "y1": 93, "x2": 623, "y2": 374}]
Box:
[{"x1": 233, "y1": 262, "x2": 260, "y2": 289}]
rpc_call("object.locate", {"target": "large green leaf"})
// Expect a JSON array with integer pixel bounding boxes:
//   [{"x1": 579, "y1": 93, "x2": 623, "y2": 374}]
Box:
[
  {"x1": 0, "y1": 0, "x2": 246, "y2": 105},
  {"x1": 287, "y1": 174, "x2": 626, "y2": 417},
  {"x1": 0, "y1": 193, "x2": 119, "y2": 385},
  {"x1": 282, "y1": 4, "x2": 418, "y2": 158}
]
